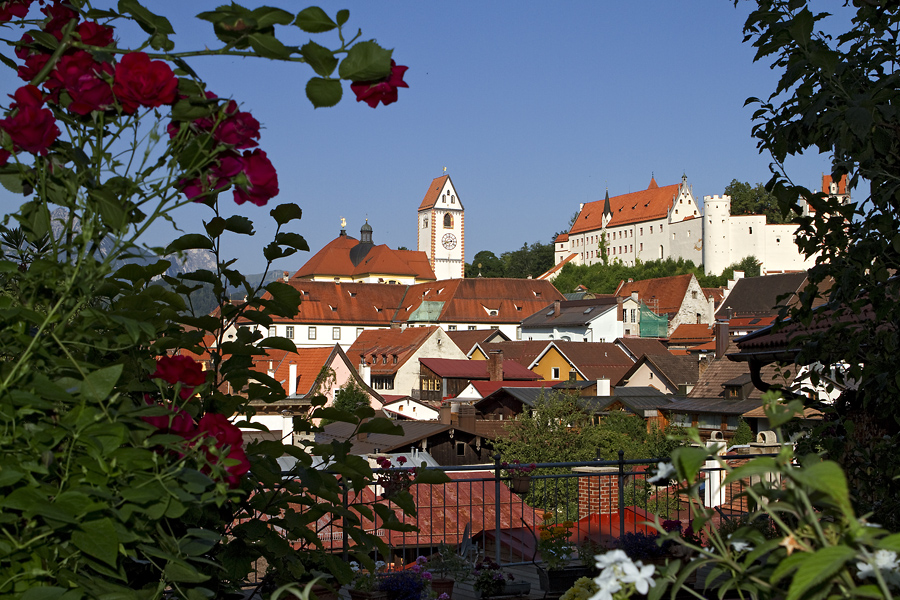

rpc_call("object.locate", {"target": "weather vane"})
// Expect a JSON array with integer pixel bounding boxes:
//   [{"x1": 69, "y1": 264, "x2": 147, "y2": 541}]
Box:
[{"x1": 341, "y1": 217, "x2": 346, "y2": 228}]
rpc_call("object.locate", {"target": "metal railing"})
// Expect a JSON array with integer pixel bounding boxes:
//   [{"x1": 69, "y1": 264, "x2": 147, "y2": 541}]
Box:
[{"x1": 274, "y1": 451, "x2": 765, "y2": 570}]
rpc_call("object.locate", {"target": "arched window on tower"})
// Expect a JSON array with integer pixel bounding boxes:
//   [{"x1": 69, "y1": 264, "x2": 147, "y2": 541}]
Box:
[{"x1": 444, "y1": 214, "x2": 453, "y2": 228}]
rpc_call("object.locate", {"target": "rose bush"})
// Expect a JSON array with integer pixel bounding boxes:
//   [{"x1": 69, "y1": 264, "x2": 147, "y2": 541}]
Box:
[{"x1": 0, "y1": 2, "x2": 432, "y2": 599}]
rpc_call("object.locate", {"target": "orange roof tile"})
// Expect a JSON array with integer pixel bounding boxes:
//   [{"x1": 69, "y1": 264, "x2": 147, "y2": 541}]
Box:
[
  {"x1": 822, "y1": 173, "x2": 848, "y2": 195},
  {"x1": 418, "y1": 175, "x2": 451, "y2": 211},
  {"x1": 555, "y1": 232, "x2": 569, "y2": 242},
  {"x1": 266, "y1": 280, "x2": 408, "y2": 325},
  {"x1": 293, "y1": 233, "x2": 359, "y2": 279},
  {"x1": 294, "y1": 235, "x2": 436, "y2": 282},
  {"x1": 614, "y1": 273, "x2": 694, "y2": 315},
  {"x1": 249, "y1": 346, "x2": 335, "y2": 396},
  {"x1": 668, "y1": 324, "x2": 714, "y2": 344},
  {"x1": 537, "y1": 253, "x2": 578, "y2": 280},
  {"x1": 570, "y1": 178, "x2": 682, "y2": 232},
  {"x1": 347, "y1": 326, "x2": 438, "y2": 375}
]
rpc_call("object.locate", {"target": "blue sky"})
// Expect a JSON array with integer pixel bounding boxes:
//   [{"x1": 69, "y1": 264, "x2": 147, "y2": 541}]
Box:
[{"x1": 5, "y1": 2, "x2": 839, "y2": 274}]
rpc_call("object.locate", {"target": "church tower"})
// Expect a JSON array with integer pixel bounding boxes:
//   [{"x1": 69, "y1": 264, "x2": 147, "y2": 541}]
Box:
[{"x1": 417, "y1": 175, "x2": 465, "y2": 280}]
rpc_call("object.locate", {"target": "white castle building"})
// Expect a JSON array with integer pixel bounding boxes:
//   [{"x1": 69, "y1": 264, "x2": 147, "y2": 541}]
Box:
[{"x1": 550, "y1": 174, "x2": 845, "y2": 277}]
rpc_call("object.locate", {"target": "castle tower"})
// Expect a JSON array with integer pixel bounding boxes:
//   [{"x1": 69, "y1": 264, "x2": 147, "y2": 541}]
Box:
[
  {"x1": 417, "y1": 175, "x2": 465, "y2": 280},
  {"x1": 703, "y1": 194, "x2": 732, "y2": 276}
]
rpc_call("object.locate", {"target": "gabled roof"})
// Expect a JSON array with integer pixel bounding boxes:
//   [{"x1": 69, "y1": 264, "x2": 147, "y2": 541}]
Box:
[
  {"x1": 316, "y1": 420, "x2": 452, "y2": 454},
  {"x1": 550, "y1": 341, "x2": 634, "y2": 385},
  {"x1": 703, "y1": 288, "x2": 726, "y2": 305},
  {"x1": 537, "y1": 253, "x2": 578, "y2": 280},
  {"x1": 475, "y1": 387, "x2": 550, "y2": 410},
  {"x1": 822, "y1": 173, "x2": 848, "y2": 195},
  {"x1": 521, "y1": 297, "x2": 619, "y2": 329},
  {"x1": 293, "y1": 232, "x2": 436, "y2": 282},
  {"x1": 688, "y1": 342, "x2": 787, "y2": 400},
  {"x1": 569, "y1": 178, "x2": 683, "y2": 232},
  {"x1": 669, "y1": 324, "x2": 714, "y2": 345},
  {"x1": 715, "y1": 273, "x2": 808, "y2": 319},
  {"x1": 477, "y1": 341, "x2": 551, "y2": 367},
  {"x1": 584, "y1": 387, "x2": 675, "y2": 414},
  {"x1": 347, "y1": 326, "x2": 439, "y2": 375},
  {"x1": 446, "y1": 329, "x2": 510, "y2": 355},
  {"x1": 620, "y1": 353, "x2": 699, "y2": 390},
  {"x1": 418, "y1": 175, "x2": 463, "y2": 211},
  {"x1": 399, "y1": 278, "x2": 565, "y2": 325},
  {"x1": 615, "y1": 337, "x2": 671, "y2": 361},
  {"x1": 662, "y1": 396, "x2": 764, "y2": 415},
  {"x1": 419, "y1": 357, "x2": 541, "y2": 380},
  {"x1": 614, "y1": 273, "x2": 696, "y2": 316},
  {"x1": 266, "y1": 280, "x2": 408, "y2": 325},
  {"x1": 728, "y1": 316, "x2": 776, "y2": 330}
]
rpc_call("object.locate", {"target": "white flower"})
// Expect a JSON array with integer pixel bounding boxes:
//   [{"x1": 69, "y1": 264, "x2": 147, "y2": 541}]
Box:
[
  {"x1": 621, "y1": 560, "x2": 657, "y2": 595},
  {"x1": 857, "y1": 549, "x2": 900, "y2": 579},
  {"x1": 730, "y1": 540, "x2": 754, "y2": 553},
  {"x1": 595, "y1": 549, "x2": 631, "y2": 570},
  {"x1": 350, "y1": 561, "x2": 360, "y2": 572},
  {"x1": 648, "y1": 462, "x2": 675, "y2": 484},
  {"x1": 588, "y1": 573, "x2": 623, "y2": 600},
  {"x1": 375, "y1": 560, "x2": 386, "y2": 570}
]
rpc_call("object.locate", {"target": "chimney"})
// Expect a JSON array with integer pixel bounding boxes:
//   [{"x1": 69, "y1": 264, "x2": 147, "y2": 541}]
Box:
[
  {"x1": 715, "y1": 321, "x2": 729, "y2": 359},
  {"x1": 488, "y1": 349, "x2": 504, "y2": 381},
  {"x1": 288, "y1": 363, "x2": 297, "y2": 396},
  {"x1": 553, "y1": 299, "x2": 561, "y2": 316},
  {"x1": 439, "y1": 404, "x2": 452, "y2": 424},
  {"x1": 459, "y1": 405, "x2": 476, "y2": 431},
  {"x1": 631, "y1": 291, "x2": 638, "y2": 304},
  {"x1": 283, "y1": 271, "x2": 289, "y2": 282},
  {"x1": 574, "y1": 466, "x2": 619, "y2": 518},
  {"x1": 597, "y1": 378, "x2": 610, "y2": 397},
  {"x1": 358, "y1": 361, "x2": 371, "y2": 386}
]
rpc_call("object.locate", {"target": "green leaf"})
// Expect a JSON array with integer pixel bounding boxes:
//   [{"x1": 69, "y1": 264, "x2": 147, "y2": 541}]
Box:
[
  {"x1": 294, "y1": 7, "x2": 337, "y2": 33},
  {"x1": 792, "y1": 460, "x2": 851, "y2": 511},
  {"x1": 252, "y1": 6, "x2": 293, "y2": 28},
  {"x1": 249, "y1": 32, "x2": 291, "y2": 60},
  {"x1": 723, "y1": 457, "x2": 778, "y2": 486},
  {"x1": 205, "y1": 216, "x2": 227, "y2": 238},
  {"x1": 164, "y1": 560, "x2": 210, "y2": 583},
  {"x1": 81, "y1": 365, "x2": 123, "y2": 403},
  {"x1": 165, "y1": 234, "x2": 213, "y2": 254},
  {"x1": 270, "y1": 203, "x2": 303, "y2": 225},
  {"x1": 21, "y1": 588, "x2": 68, "y2": 600},
  {"x1": 671, "y1": 445, "x2": 711, "y2": 482},
  {"x1": 224, "y1": 214, "x2": 254, "y2": 235},
  {"x1": 257, "y1": 336, "x2": 297, "y2": 352},
  {"x1": 338, "y1": 41, "x2": 392, "y2": 81},
  {"x1": 306, "y1": 77, "x2": 342, "y2": 108},
  {"x1": 0, "y1": 173, "x2": 25, "y2": 195},
  {"x1": 73, "y1": 518, "x2": 119, "y2": 567},
  {"x1": 274, "y1": 231, "x2": 309, "y2": 251},
  {"x1": 878, "y1": 533, "x2": 900, "y2": 552},
  {"x1": 335, "y1": 9, "x2": 349, "y2": 26},
  {"x1": 785, "y1": 545, "x2": 856, "y2": 600},
  {"x1": 301, "y1": 40, "x2": 339, "y2": 77},
  {"x1": 845, "y1": 106, "x2": 872, "y2": 139}
]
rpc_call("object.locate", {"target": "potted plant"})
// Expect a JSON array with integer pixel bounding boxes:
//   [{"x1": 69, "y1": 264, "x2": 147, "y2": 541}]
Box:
[
  {"x1": 348, "y1": 560, "x2": 390, "y2": 600},
  {"x1": 428, "y1": 543, "x2": 474, "y2": 599},
  {"x1": 501, "y1": 460, "x2": 537, "y2": 494},
  {"x1": 613, "y1": 532, "x2": 667, "y2": 566},
  {"x1": 537, "y1": 514, "x2": 590, "y2": 593},
  {"x1": 472, "y1": 557, "x2": 530, "y2": 598}
]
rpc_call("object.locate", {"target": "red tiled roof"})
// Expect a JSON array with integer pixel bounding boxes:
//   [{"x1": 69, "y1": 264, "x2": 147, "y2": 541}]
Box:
[
  {"x1": 614, "y1": 273, "x2": 694, "y2": 315},
  {"x1": 419, "y1": 357, "x2": 541, "y2": 380},
  {"x1": 669, "y1": 324, "x2": 714, "y2": 344},
  {"x1": 615, "y1": 337, "x2": 671, "y2": 360},
  {"x1": 445, "y1": 329, "x2": 509, "y2": 354},
  {"x1": 249, "y1": 347, "x2": 336, "y2": 395},
  {"x1": 555, "y1": 232, "x2": 569, "y2": 242},
  {"x1": 347, "y1": 326, "x2": 439, "y2": 375},
  {"x1": 552, "y1": 341, "x2": 634, "y2": 385},
  {"x1": 822, "y1": 173, "x2": 848, "y2": 195},
  {"x1": 728, "y1": 316, "x2": 776, "y2": 329},
  {"x1": 294, "y1": 234, "x2": 436, "y2": 282},
  {"x1": 418, "y1": 175, "x2": 450, "y2": 211},
  {"x1": 399, "y1": 279, "x2": 565, "y2": 324},
  {"x1": 261, "y1": 280, "x2": 408, "y2": 326},
  {"x1": 570, "y1": 178, "x2": 682, "y2": 233},
  {"x1": 479, "y1": 341, "x2": 551, "y2": 367},
  {"x1": 703, "y1": 288, "x2": 725, "y2": 304}
]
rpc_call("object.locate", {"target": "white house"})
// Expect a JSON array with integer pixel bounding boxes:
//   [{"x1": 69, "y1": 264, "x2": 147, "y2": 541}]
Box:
[{"x1": 519, "y1": 297, "x2": 623, "y2": 343}]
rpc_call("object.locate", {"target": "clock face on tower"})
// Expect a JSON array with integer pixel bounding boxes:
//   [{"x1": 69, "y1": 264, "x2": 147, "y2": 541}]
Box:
[{"x1": 442, "y1": 232, "x2": 457, "y2": 250}]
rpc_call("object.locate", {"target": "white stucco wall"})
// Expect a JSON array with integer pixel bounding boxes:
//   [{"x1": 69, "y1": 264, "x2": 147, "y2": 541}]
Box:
[{"x1": 393, "y1": 328, "x2": 467, "y2": 397}]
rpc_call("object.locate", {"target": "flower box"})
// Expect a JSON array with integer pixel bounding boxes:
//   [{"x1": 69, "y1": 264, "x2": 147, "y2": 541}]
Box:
[
  {"x1": 510, "y1": 475, "x2": 531, "y2": 494},
  {"x1": 538, "y1": 565, "x2": 593, "y2": 594}
]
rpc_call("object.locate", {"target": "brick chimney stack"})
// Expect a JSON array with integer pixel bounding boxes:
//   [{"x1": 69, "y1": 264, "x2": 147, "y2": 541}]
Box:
[
  {"x1": 574, "y1": 466, "x2": 620, "y2": 518},
  {"x1": 553, "y1": 299, "x2": 561, "y2": 316},
  {"x1": 715, "y1": 321, "x2": 730, "y2": 359},
  {"x1": 488, "y1": 349, "x2": 504, "y2": 381}
]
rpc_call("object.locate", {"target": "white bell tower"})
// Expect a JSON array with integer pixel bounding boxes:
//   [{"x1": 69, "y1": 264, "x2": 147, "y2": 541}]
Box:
[{"x1": 417, "y1": 174, "x2": 465, "y2": 279}]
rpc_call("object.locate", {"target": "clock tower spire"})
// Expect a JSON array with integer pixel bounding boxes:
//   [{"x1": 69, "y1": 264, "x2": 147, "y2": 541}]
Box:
[{"x1": 417, "y1": 173, "x2": 465, "y2": 280}]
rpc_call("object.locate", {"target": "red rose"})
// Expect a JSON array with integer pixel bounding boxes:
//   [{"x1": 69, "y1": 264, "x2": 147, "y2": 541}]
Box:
[
  {"x1": 233, "y1": 149, "x2": 278, "y2": 206},
  {"x1": 213, "y1": 100, "x2": 260, "y2": 149},
  {"x1": 0, "y1": 85, "x2": 60, "y2": 154},
  {"x1": 42, "y1": 1, "x2": 78, "y2": 40},
  {"x1": 151, "y1": 354, "x2": 206, "y2": 399},
  {"x1": 196, "y1": 413, "x2": 249, "y2": 488},
  {"x1": 50, "y1": 51, "x2": 114, "y2": 115},
  {"x1": 76, "y1": 21, "x2": 114, "y2": 47},
  {"x1": 1, "y1": 0, "x2": 34, "y2": 23},
  {"x1": 350, "y1": 60, "x2": 409, "y2": 108},
  {"x1": 113, "y1": 52, "x2": 177, "y2": 114},
  {"x1": 180, "y1": 152, "x2": 243, "y2": 202}
]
